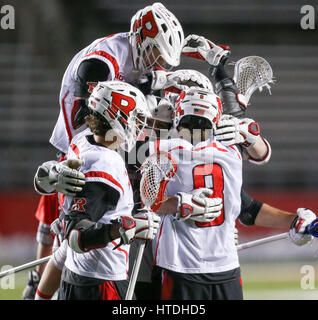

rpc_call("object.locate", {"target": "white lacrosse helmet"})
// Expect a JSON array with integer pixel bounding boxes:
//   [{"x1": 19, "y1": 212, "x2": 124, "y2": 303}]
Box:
[
  {"x1": 129, "y1": 2, "x2": 184, "y2": 73},
  {"x1": 165, "y1": 69, "x2": 214, "y2": 109},
  {"x1": 169, "y1": 69, "x2": 213, "y2": 92},
  {"x1": 88, "y1": 81, "x2": 150, "y2": 152},
  {"x1": 172, "y1": 87, "x2": 222, "y2": 129}
]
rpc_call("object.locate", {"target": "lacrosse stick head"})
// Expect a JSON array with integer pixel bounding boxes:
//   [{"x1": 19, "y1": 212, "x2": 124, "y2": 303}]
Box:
[
  {"x1": 233, "y1": 56, "x2": 274, "y2": 104},
  {"x1": 140, "y1": 151, "x2": 177, "y2": 212}
]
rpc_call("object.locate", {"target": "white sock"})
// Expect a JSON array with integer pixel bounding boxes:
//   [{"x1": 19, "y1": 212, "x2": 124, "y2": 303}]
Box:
[{"x1": 35, "y1": 289, "x2": 52, "y2": 300}]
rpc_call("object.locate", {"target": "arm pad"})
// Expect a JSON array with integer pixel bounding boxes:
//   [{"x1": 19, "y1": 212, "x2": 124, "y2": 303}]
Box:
[
  {"x1": 238, "y1": 189, "x2": 263, "y2": 226},
  {"x1": 67, "y1": 218, "x2": 112, "y2": 254}
]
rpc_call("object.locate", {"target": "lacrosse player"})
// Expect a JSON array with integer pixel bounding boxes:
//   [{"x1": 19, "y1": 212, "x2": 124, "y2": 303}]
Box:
[
  {"x1": 149, "y1": 86, "x2": 317, "y2": 300},
  {"x1": 39, "y1": 81, "x2": 160, "y2": 300},
  {"x1": 182, "y1": 34, "x2": 272, "y2": 165},
  {"x1": 33, "y1": 69, "x2": 231, "y2": 300},
  {"x1": 25, "y1": 2, "x2": 185, "y2": 299},
  {"x1": 180, "y1": 37, "x2": 317, "y2": 246}
]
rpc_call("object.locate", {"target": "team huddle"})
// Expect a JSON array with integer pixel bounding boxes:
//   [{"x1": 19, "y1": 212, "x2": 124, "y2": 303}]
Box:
[{"x1": 22, "y1": 2, "x2": 317, "y2": 300}]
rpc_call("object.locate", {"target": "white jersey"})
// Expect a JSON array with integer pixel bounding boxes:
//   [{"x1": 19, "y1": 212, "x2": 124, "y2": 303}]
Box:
[
  {"x1": 63, "y1": 128, "x2": 134, "y2": 281},
  {"x1": 154, "y1": 138, "x2": 242, "y2": 274},
  {"x1": 149, "y1": 138, "x2": 193, "y2": 155},
  {"x1": 50, "y1": 33, "x2": 136, "y2": 153}
]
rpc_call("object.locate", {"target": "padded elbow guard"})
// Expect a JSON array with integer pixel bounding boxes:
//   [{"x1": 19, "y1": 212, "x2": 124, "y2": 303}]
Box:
[
  {"x1": 238, "y1": 190, "x2": 263, "y2": 226},
  {"x1": 68, "y1": 219, "x2": 112, "y2": 254}
]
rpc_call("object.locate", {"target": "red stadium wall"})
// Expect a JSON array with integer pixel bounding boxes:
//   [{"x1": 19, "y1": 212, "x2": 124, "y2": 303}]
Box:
[
  {"x1": 0, "y1": 190, "x2": 317, "y2": 237},
  {"x1": 237, "y1": 189, "x2": 318, "y2": 238},
  {"x1": 0, "y1": 191, "x2": 40, "y2": 236}
]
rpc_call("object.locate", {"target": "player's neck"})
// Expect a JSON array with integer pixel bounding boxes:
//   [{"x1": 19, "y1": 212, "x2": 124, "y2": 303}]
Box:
[{"x1": 93, "y1": 134, "x2": 120, "y2": 150}]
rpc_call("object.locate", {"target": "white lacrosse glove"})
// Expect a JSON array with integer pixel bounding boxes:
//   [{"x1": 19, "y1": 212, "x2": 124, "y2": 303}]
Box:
[
  {"x1": 151, "y1": 70, "x2": 191, "y2": 92},
  {"x1": 215, "y1": 115, "x2": 244, "y2": 146},
  {"x1": 117, "y1": 216, "x2": 137, "y2": 245},
  {"x1": 50, "y1": 218, "x2": 65, "y2": 251},
  {"x1": 134, "y1": 210, "x2": 161, "y2": 241},
  {"x1": 176, "y1": 188, "x2": 223, "y2": 222},
  {"x1": 238, "y1": 118, "x2": 262, "y2": 147},
  {"x1": 182, "y1": 34, "x2": 230, "y2": 72},
  {"x1": 289, "y1": 208, "x2": 316, "y2": 246},
  {"x1": 216, "y1": 115, "x2": 261, "y2": 147},
  {"x1": 34, "y1": 159, "x2": 86, "y2": 196}
]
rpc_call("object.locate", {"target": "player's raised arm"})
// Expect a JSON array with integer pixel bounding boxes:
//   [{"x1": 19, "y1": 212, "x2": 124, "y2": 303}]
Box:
[{"x1": 72, "y1": 59, "x2": 111, "y2": 129}]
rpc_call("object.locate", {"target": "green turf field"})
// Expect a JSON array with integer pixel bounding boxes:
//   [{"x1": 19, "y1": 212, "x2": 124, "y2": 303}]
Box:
[
  {"x1": 1, "y1": 261, "x2": 317, "y2": 300},
  {"x1": 241, "y1": 261, "x2": 318, "y2": 300}
]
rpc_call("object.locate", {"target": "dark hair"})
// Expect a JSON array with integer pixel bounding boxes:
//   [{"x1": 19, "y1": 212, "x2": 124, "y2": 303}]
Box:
[
  {"x1": 178, "y1": 115, "x2": 212, "y2": 131},
  {"x1": 84, "y1": 114, "x2": 112, "y2": 136}
]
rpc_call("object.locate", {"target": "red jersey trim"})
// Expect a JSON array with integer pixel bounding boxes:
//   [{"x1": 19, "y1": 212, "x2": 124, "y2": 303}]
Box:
[
  {"x1": 85, "y1": 171, "x2": 124, "y2": 195},
  {"x1": 193, "y1": 142, "x2": 228, "y2": 153},
  {"x1": 96, "y1": 34, "x2": 116, "y2": 45},
  {"x1": 85, "y1": 50, "x2": 119, "y2": 77},
  {"x1": 112, "y1": 241, "x2": 128, "y2": 263},
  {"x1": 70, "y1": 143, "x2": 80, "y2": 159},
  {"x1": 229, "y1": 145, "x2": 242, "y2": 160}
]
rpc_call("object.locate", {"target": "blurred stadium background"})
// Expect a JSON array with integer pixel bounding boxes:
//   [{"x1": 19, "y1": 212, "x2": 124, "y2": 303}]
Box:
[{"x1": 0, "y1": 0, "x2": 318, "y2": 299}]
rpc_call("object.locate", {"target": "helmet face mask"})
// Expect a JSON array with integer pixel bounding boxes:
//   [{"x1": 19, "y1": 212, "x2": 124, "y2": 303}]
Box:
[
  {"x1": 142, "y1": 45, "x2": 173, "y2": 72},
  {"x1": 129, "y1": 2, "x2": 184, "y2": 74},
  {"x1": 88, "y1": 81, "x2": 150, "y2": 152}
]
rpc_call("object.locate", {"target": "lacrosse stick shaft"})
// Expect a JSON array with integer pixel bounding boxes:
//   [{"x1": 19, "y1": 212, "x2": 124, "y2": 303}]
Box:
[
  {"x1": 0, "y1": 255, "x2": 52, "y2": 278},
  {"x1": 236, "y1": 232, "x2": 288, "y2": 251},
  {"x1": 125, "y1": 241, "x2": 146, "y2": 300}
]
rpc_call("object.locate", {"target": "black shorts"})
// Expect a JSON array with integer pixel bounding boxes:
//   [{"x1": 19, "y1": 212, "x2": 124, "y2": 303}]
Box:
[
  {"x1": 152, "y1": 266, "x2": 243, "y2": 300},
  {"x1": 58, "y1": 279, "x2": 133, "y2": 300},
  {"x1": 58, "y1": 267, "x2": 135, "y2": 300},
  {"x1": 134, "y1": 281, "x2": 155, "y2": 300}
]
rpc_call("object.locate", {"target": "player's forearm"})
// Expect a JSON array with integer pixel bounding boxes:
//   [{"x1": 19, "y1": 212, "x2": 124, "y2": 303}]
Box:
[
  {"x1": 37, "y1": 258, "x2": 62, "y2": 298},
  {"x1": 243, "y1": 137, "x2": 271, "y2": 165},
  {"x1": 254, "y1": 203, "x2": 296, "y2": 229},
  {"x1": 244, "y1": 137, "x2": 267, "y2": 160},
  {"x1": 155, "y1": 196, "x2": 178, "y2": 215},
  {"x1": 66, "y1": 217, "x2": 114, "y2": 253}
]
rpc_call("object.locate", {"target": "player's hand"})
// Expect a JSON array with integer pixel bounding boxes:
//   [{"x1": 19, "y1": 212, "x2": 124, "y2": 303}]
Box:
[
  {"x1": 182, "y1": 34, "x2": 230, "y2": 75},
  {"x1": 215, "y1": 115, "x2": 261, "y2": 147},
  {"x1": 289, "y1": 208, "x2": 316, "y2": 246},
  {"x1": 35, "y1": 159, "x2": 85, "y2": 196},
  {"x1": 49, "y1": 159, "x2": 86, "y2": 196},
  {"x1": 51, "y1": 217, "x2": 65, "y2": 251},
  {"x1": 22, "y1": 270, "x2": 40, "y2": 300},
  {"x1": 134, "y1": 210, "x2": 161, "y2": 241},
  {"x1": 176, "y1": 188, "x2": 223, "y2": 222},
  {"x1": 117, "y1": 216, "x2": 136, "y2": 245},
  {"x1": 215, "y1": 115, "x2": 244, "y2": 146},
  {"x1": 151, "y1": 70, "x2": 189, "y2": 92}
]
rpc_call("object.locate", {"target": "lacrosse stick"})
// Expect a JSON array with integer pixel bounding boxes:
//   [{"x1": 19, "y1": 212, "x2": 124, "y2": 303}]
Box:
[
  {"x1": 232, "y1": 56, "x2": 274, "y2": 104},
  {"x1": 125, "y1": 151, "x2": 177, "y2": 300},
  {"x1": 236, "y1": 232, "x2": 288, "y2": 251},
  {"x1": 237, "y1": 218, "x2": 318, "y2": 251},
  {"x1": 0, "y1": 255, "x2": 51, "y2": 278}
]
